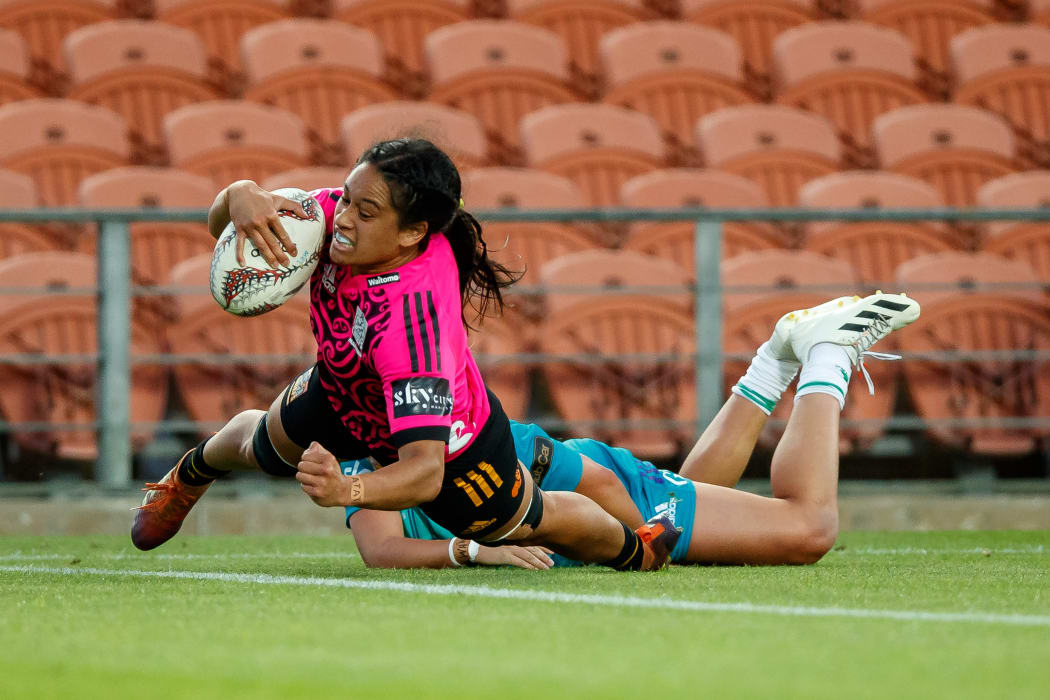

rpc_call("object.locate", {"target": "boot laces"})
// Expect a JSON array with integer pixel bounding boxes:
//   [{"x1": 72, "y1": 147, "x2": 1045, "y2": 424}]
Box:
[
  {"x1": 850, "y1": 315, "x2": 899, "y2": 395},
  {"x1": 133, "y1": 481, "x2": 175, "y2": 512}
]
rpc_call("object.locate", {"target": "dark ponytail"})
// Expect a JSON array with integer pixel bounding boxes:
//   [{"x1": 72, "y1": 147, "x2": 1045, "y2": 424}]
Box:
[{"x1": 357, "y1": 138, "x2": 521, "y2": 328}]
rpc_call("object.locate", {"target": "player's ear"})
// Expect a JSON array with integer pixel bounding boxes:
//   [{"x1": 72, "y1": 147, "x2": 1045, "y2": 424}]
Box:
[{"x1": 399, "y1": 220, "x2": 427, "y2": 248}]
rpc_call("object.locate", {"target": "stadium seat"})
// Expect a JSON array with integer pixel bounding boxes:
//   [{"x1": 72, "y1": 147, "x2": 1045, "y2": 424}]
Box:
[
  {"x1": 772, "y1": 21, "x2": 927, "y2": 166},
  {"x1": 508, "y1": 0, "x2": 654, "y2": 98},
  {"x1": 0, "y1": 251, "x2": 167, "y2": 459},
  {"x1": 0, "y1": 0, "x2": 116, "y2": 76},
  {"x1": 1034, "y1": 0, "x2": 1050, "y2": 27},
  {"x1": 620, "y1": 169, "x2": 786, "y2": 276},
  {"x1": 0, "y1": 98, "x2": 128, "y2": 206},
  {"x1": 681, "y1": 0, "x2": 813, "y2": 98},
  {"x1": 340, "y1": 101, "x2": 487, "y2": 169},
  {"x1": 0, "y1": 28, "x2": 41, "y2": 106},
  {"x1": 76, "y1": 167, "x2": 216, "y2": 291},
  {"x1": 468, "y1": 306, "x2": 532, "y2": 421},
  {"x1": 895, "y1": 252, "x2": 1050, "y2": 455},
  {"x1": 799, "y1": 171, "x2": 958, "y2": 289},
  {"x1": 599, "y1": 22, "x2": 751, "y2": 163},
  {"x1": 333, "y1": 0, "x2": 470, "y2": 94},
  {"x1": 261, "y1": 166, "x2": 349, "y2": 192},
  {"x1": 873, "y1": 104, "x2": 1016, "y2": 207},
  {"x1": 0, "y1": 169, "x2": 57, "y2": 259},
  {"x1": 858, "y1": 0, "x2": 994, "y2": 98},
  {"x1": 64, "y1": 20, "x2": 219, "y2": 163},
  {"x1": 241, "y1": 19, "x2": 397, "y2": 158},
  {"x1": 424, "y1": 20, "x2": 578, "y2": 164},
  {"x1": 720, "y1": 250, "x2": 887, "y2": 452},
  {"x1": 520, "y1": 103, "x2": 664, "y2": 206},
  {"x1": 951, "y1": 24, "x2": 1050, "y2": 168},
  {"x1": 696, "y1": 104, "x2": 841, "y2": 207},
  {"x1": 155, "y1": 0, "x2": 288, "y2": 90},
  {"x1": 977, "y1": 171, "x2": 1050, "y2": 285},
  {"x1": 168, "y1": 253, "x2": 214, "y2": 318},
  {"x1": 539, "y1": 250, "x2": 696, "y2": 458},
  {"x1": 164, "y1": 100, "x2": 309, "y2": 187},
  {"x1": 461, "y1": 167, "x2": 595, "y2": 292}
]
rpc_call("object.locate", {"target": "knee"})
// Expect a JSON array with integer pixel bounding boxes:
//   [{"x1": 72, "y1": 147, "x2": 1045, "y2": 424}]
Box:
[{"x1": 786, "y1": 504, "x2": 838, "y2": 565}]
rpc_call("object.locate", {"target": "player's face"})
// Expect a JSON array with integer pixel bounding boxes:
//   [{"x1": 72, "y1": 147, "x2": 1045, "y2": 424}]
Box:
[{"x1": 330, "y1": 163, "x2": 426, "y2": 272}]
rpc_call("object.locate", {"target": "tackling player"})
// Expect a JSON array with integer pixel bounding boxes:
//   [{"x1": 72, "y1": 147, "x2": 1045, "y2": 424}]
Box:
[
  {"x1": 132, "y1": 138, "x2": 679, "y2": 571},
  {"x1": 343, "y1": 292, "x2": 920, "y2": 568}
]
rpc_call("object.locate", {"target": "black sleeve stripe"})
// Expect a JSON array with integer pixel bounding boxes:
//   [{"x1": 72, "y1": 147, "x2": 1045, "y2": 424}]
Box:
[
  {"x1": 426, "y1": 290, "x2": 441, "y2": 372},
  {"x1": 414, "y1": 291, "x2": 433, "y2": 373},
  {"x1": 402, "y1": 295, "x2": 419, "y2": 373},
  {"x1": 391, "y1": 425, "x2": 450, "y2": 447}
]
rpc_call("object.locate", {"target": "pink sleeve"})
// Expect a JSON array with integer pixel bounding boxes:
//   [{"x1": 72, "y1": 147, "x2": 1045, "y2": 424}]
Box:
[{"x1": 373, "y1": 289, "x2": 457, "y2": 448}]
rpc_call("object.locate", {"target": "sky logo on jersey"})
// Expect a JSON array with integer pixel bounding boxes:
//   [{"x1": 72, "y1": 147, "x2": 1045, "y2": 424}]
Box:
[
  {"x1": 366, "y1": 272, "x2": 400, "y2": 288},
  {"x1": 392, "y1": 377, "x2": 454, "y2": 418}
]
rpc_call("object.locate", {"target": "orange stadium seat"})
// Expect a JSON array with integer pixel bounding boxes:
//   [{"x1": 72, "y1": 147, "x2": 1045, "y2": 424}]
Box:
[
  {"x1": 76, "y1": 167, "x2": 216, "y2": 293},
  {"x1": 468, "y1": 307, "x2": 532, "y2": 421},
  {"x1": 242, "y1": 19, "x2": 397, "y2": 158},
  {"x1": 951, "y1": 24, "x2": 1050, "y2": 168},
  {"x1": 64, "y1": 20, "x2": 219, "y2": 163},
  {"x1": 155, "y1": 0, "x2": 288, "y2": 90},
  {"x1": 0, "y1": 0, "x2": 116, "y2": 76},
  {"x1": 681, "y1": 0, "x2": 814, "y2": 98},
  {"x1": 508, "y1": 0, "x2": 655, "y2": 98},
  {"x1": 599, "y1": 22, "x2": 751, "y2": 163},
  {"x1": 340, "y1": 101, "x2": 487, "y2": 169},
  {"x1": 977, "y1": 172, "x2": 1050, "y2": 285},
  {"x1": 720, "y1": 250, "x2": 887, "y2": 452},
  {"x1": 0, "y1": 28, "x2": 40, "y2": 106},
  {"x1": 696, "y1": 104, "x2": 841, "y2": 207},
  {"x1": 799, "y1": 171, "x2": 958, "y2": 289},
  {"x1": 168, "y1": 253, "x2": 214, "y2": 318},
  {"x1": 0, "y1": 98, "x2": 128, "y2": 206},
  {"x1": 1034, "y1": 0, "x2": 1050, "y2": 27},
  {"x1": 620, "y1": 169, "x2": 786, "y2": 276},
  {"x1": 0, "y1": 169, "x2": 57, "y2": 259},
  {"x1": 773, "y1": 21, "x2": 927, "y2": 166},
  {"x1": 164, "y1": 100, "x2": 309, "y2": 187},
  {"x1": 521, "y1": 103, "x2": 664, "y2": 206},
  {"x1": 858, "y1": 0, "x2": 994, "y2": 98},
  {"x1": 873, "y1": 104, "x2": 1016, "y2": 207},
  {"x1": 0, "y1": 251, "x2": 166, "y2": 459},
  {"x1": 895, "y1": 252, "x2": 1050, "y2": 455},
  {"x1": 261, "y1": 166, "x2": 348, "y2": 192},
  {"x1": 333, "y1": 0, "x2": 470, "y2": 94},
  {"x1": 424, "y1": 20, "x2": 578, "y2": 163},
  {"x1": 538, "y1": 249, "x2": 695, "y2": 458},
  {"x1": 461, "y1": 167, "x2": 595, "y2": 293}
]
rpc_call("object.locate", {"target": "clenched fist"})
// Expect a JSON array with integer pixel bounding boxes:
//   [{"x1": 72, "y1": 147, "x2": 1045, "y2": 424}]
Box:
[{"x1": 295, "y1": 441, "x2": 349, "y2": 507}]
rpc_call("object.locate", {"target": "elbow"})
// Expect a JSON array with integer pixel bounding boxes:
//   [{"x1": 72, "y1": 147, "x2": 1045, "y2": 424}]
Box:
[{"x1": 418, "y1": 462, "x2": 444, "y2": 503}]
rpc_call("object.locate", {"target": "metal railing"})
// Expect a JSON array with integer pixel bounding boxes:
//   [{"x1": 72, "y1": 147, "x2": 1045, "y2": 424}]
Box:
[{"x1": 1, "y1": 205, "x2": 1049, "y2": 485}]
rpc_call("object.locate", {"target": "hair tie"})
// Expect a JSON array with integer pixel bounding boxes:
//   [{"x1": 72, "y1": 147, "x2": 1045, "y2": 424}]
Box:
[{"x1": 458, "y1": 198, "x2": 465, "y2": 209}]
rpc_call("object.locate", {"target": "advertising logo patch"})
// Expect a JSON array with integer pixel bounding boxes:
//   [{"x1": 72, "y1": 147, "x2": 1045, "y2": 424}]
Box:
[
  {"x1": 366, "y1": 272, "x2": 400, "y2": 288},
  {"x1": 530, "y1": 436, "x2": 554, "y2": 485},
  {"x1": 392, "y1": 377, "x2": 454, "y2": 418},
  {"x1": 349, "y1": 306, "x2": 368, "y2": 356},
  {"x1": 286, "y1": 367, "x2": 313, "y2": 405}
]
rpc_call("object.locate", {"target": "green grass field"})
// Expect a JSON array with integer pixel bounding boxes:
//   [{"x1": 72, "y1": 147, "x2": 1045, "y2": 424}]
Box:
[{"x1": 2, "y1": 531, "x2": 1048, "y2": 699}]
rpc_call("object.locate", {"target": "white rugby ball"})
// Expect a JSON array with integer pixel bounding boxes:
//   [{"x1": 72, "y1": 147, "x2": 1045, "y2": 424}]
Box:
[{"x1": 210, "y1": 187, "x2": 325, "y2": 317}]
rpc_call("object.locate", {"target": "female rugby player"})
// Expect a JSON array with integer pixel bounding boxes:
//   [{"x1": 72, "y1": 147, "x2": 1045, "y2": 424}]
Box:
[
  {"x1": 339, "y1": 291, "x2": 920, "y2": 568},
  {"x1": 131, "y1": 138, "x2": 678, "y2": 571}
]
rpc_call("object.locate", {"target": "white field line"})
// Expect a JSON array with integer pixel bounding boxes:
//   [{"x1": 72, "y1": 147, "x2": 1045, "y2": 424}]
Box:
[
  {"x1": 2, "y1": 564, "x2": 1049, "y2": 628},
  {"x1": 840, "y1": 546, "x2": 1047, "y2": 555},
  {"x1": 0, "y1": 552, "x2": 356, "y2": 561}
]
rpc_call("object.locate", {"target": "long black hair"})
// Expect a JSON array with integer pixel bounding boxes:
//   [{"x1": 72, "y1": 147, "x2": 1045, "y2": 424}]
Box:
[{"x1": 357, "y1": 138, "x2": 520, "y2": 327}]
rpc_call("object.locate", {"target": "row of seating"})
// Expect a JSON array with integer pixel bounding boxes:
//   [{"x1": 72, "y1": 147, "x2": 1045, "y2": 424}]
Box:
[
  {"x1": 0, "y1": 246, "x2": 1045, "y2": 461},
  {"x1": 1, "y1": 97, "x2": 1044, "y2": 210},
  {"x1": 3, "y1": 16, "x2": 1050, "y2": 166}
]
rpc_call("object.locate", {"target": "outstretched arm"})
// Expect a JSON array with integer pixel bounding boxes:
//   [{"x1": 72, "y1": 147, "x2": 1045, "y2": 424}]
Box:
[
  {"x1": 348, "y1": 508, "x2": 554, "y2": 570},
  {"x1": 574, "y1": 456, "x2": 644, "y2": 529}
]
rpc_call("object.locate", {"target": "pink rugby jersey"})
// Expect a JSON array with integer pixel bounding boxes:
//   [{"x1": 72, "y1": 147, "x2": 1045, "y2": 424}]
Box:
[{"x1": 307, "y1": 187, "x2": 492, "y2": 464}]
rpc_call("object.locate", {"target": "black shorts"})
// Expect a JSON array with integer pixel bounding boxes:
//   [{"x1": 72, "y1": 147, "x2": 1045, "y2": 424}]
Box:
[{"x1": 280, "y1": 365, "x2": 535, "y2": 541}]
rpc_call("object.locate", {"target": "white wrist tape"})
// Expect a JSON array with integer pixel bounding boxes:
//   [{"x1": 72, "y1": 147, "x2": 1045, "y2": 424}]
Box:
[
  {"x1": 448, "y1": 538, "x2": 462, "y2": 567},
  {"x1": 467, "y1": 540, "x2": 480, "y2": 563}
]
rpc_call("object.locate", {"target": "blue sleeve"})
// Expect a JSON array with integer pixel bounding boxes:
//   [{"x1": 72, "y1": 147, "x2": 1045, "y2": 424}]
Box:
[
  {"x1": 341, "y1": 459, "x2": 376, "y2": 527},
  {"x1": 509, "y1": 420, "x2": 583, "y2": 493}
]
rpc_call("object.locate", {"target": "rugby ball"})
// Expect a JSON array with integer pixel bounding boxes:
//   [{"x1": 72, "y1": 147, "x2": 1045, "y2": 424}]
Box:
[{"x1": 210, "y1": 187, "x2": 325, "y2": 317}]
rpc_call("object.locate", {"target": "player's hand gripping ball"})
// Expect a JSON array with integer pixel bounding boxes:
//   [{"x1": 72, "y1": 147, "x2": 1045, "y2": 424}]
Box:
[{"x1": 210, "y1": 187, "x2": 325, "y2": 317}]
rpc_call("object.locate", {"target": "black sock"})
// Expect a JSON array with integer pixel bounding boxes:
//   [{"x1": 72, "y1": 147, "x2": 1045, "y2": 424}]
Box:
[
  {"x1": 600, "y1": 522, "x2": 646, "y2": 571},
  {"x1": 177, "y1": 438, "x2": 229, "y2": 486}
]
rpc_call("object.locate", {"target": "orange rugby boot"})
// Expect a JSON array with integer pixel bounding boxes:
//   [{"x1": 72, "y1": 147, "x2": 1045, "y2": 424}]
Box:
[
  {"x1": 636, "y1": 514, "x2": 682, "y2": 571},
  {"x1": 131, "y1": 451, "x2": 211, "y2": 551}
]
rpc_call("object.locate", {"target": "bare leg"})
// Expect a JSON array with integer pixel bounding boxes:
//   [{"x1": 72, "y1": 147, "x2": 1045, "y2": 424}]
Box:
[
  {"x1": 683, "y1": 394, "x2": 840, "y2": 565},
  {"x1": 511, "y1": 490, "x2": 632, "y2": 562},
  {"x1": 679, "y1": 394, "x2": 767, "y2": 487},
  {"x1": 202, "y1": 390, "x2": 305, "y2": 471}
]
